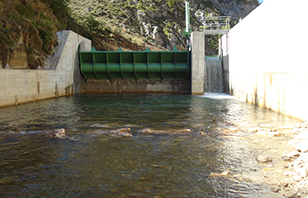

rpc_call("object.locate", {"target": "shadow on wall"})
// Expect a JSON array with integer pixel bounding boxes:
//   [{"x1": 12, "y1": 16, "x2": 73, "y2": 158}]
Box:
[
  {"x1": 221, "y1": 54, "x2": 229, "y2": 93},
  {"x1": 230, "y1": 73, "x2": 294, "y2": 117}
]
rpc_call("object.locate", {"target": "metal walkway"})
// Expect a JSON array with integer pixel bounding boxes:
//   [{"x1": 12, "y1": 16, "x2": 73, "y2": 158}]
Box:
[{"x1": 203, "y1": 16, "x2": 231, "y2": 35}]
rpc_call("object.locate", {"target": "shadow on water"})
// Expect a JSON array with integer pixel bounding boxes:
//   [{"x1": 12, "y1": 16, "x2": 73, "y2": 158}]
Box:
[{"x1": 0, "y1": 93, "x2": 299, "y2": 197}]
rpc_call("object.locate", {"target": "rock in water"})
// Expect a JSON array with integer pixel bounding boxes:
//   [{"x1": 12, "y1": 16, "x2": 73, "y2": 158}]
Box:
[
  {"x1": 117, "y1": 128, "x2": 131, "y2": 132},
  {"x1": 270, "y1": 186, "x2": 281, "y2": 193},
  {"x1": 47, "y1": 129, "x2": 66, "y2": 138},
  {"x1": 175, "y1": 129, "x2": 192, "y2": 133},
  {"x1": 141, "y1": 128, "x2": 152, "y2": 133},
  {"x1": 256, "y1": 154, "x2": 272, "y2": 163},
  {"x1": 282, "y1": 151, "x2": 300, "y2": 161},
  {"x1": 89, "y1": 124, "x2": 111, "y2": 128},
  {"x1": 117, "y1": 132, "x2": 133, "y2": 138}
]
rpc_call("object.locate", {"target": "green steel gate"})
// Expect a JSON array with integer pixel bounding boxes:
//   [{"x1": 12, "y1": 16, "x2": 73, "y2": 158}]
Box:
[{"x1": 79, "y1": 46, "x2": 191, "y2": 81}]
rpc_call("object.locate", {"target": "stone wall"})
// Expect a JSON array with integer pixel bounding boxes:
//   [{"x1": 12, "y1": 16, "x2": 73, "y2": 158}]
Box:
[
  {"x1": 0, "y1": 30, "x2": 91, "y2": 108},
  {"x1": 220, "y1": 0, "x2": 308, "y2": 120}
]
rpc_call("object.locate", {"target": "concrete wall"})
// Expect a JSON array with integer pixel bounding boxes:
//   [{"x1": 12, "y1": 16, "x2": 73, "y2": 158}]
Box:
[
  {"x1": 191, "y1": 32, "x2": 205, "y2": 95},
  {"x1": 220, "y1": 0, "x2": 308, "y2": 120},
  {"x1": 0, "y1": 30, "x2": 91, "y2": 108}
]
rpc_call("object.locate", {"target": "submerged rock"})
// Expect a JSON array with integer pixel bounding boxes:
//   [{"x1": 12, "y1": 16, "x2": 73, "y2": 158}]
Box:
[
  {"x1": 198, "y1": 131, "x2": 207, "y2": 136},
  {"x1": 93, "y1": 129, "x2": 133, "y2": 138},
  {"x1": 256, "y1": 131, "x2": 281, "y2": 137},
  {"x1": 296, "y1": 142, "x2": 308, "y2": 153},
  {"x1": 282, "y1": 151, "x2": 300, "y2": 161},
  {"x1": 140, "y1": 128, "x2": 192, "y2": 135},
  {"x1": 172, "y1": 129, "x2": 192, "y2": 134},
  {"x1": 293, "y1": 175, "x2": 302, "y2": 182},
  {"x1": 141, "y1": 129, "x2": 169, "y2": 135},
  {"x1": 270, "y1": 186, "x2": 281, "y2": 193},
  {"x1": 223, "y1": 127, "x2": 238, "y2": 133},
  {"x1": 247, "y1": 127, "x2": 262, "y2": 133},
  {"x1": 89, "y1": 124, "x2": 112, "y2": 128},
  {"x1": 122, "y1": 124, "x2": 141, "y2": 128},
  {"x1": 117, "y1": 132, "x2": 133, "y2": 138},
  {"x1": 117, "y1": 128, "x2": 131, "y2": 132},
  {"x1": 46, "y1": 129, "x2": 66, "y2": 138},
  {"x1": 93, "y1": 130, "x2": 112, "y2": 134},
  {"x1": 256, "y1": 154, "x2": 273, "y2": 163}
]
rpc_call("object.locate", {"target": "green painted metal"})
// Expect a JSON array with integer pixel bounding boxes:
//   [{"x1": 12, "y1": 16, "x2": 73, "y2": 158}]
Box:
[{"x1": 79, "y1": 46, "x2": 191, "y2": 81}]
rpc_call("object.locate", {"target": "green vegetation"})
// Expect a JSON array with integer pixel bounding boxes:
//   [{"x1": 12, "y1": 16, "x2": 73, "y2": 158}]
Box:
[
  {"x1": 1, "y1": 0, "x2": 257, "y2": 58},
  {"x1": 36, "y1": 20, "x2": 55, "y2": 53},
  {"x1": 207, "y1": 35, "x2": 219, "y2": 50},
  {"x1": 0, "y1": 19, "x2": 10, "y2": 45},
  {"x1": 43, "y1": 0, "x2": 70, "y2": 29},
  {"x1": 15, "y1": 3, "x2": 36, "y2": 19},
  {"x1": 163, "y1": 21, "x2": 173, "y2": 37}
]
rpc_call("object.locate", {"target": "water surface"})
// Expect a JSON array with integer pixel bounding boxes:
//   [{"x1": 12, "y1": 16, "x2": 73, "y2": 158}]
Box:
[{"x1": 0, "y1": 93, "x2": 298, "y2": 197}]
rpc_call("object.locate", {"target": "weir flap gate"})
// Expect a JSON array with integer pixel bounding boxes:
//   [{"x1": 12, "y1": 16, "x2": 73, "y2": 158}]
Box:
[{"x1": 79, "y1": 46, "x2": 191, "y2": 81}]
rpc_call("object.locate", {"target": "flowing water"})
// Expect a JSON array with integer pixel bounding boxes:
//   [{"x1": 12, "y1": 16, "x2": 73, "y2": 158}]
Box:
[
  {"x1": 0, "y1": 93, "x2": 299, "y2": 197},
  {"x1": 204, "y1": 56, "x2": 223, "y2": 93}
]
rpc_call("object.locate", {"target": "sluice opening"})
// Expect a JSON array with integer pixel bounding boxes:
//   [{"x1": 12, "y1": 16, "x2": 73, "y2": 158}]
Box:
[{"x1": 204, "y1": 56, "x2": 223, "y2": 93}]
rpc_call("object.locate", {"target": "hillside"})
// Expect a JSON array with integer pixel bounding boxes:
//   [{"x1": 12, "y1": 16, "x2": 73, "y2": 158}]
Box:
[
  {"x1": 0, "y1": 0, "x2": 259, "y2": 69},
  {"x1": 69, "y1": 0, "x2": 258, "y2": 52}
]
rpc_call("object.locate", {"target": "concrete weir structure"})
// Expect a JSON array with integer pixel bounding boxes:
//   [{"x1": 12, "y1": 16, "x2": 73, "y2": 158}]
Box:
[
  {"x1": 0, "y1": 30, "x2": 91, "y2": 108},
  {"x1": 0, "y1": 30, "x2": 192, "y2": 108},
  {"x1": 220, "y1": 0, "x2": 308, "y2": 120},
  {"x1": 191, "y1": 32, "x2": 205, "y2": 95}
]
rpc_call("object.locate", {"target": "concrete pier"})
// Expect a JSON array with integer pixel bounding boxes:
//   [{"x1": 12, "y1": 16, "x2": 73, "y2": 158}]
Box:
[
  {"x1": 191, "y1": 32, "x2": 205, "y2": 95},
  {"x1": 220, "y1": 0, "x2": 308, "y2": 120},
  {"x1": 0, "y1": 30, "x2": 91, "y2": 108}
]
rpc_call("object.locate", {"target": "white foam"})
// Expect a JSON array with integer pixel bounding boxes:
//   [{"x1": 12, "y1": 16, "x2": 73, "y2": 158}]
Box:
[{"x1": 198, "y1": 93, "x2": 239, "y2": 100}]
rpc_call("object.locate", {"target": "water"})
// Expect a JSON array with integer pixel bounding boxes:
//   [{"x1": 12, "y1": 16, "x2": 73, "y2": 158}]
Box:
[
  {"x1": 205, "y1": 56, "x2": 223, "y2": 93},
  {"x1": 0, "y1": 93, "x2": 299, "y2": 197}
]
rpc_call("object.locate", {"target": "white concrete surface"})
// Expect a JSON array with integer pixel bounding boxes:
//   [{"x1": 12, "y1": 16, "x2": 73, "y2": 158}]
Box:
[
  {"x1": 220, "y1": 0, "x2": 308, "y2": 120},
  {"x1": 0, "y1": 30, "x2": 91, "y2": 107},
  {"x1": 191, "y1": 32, "x2": 205, "y2": 95}
]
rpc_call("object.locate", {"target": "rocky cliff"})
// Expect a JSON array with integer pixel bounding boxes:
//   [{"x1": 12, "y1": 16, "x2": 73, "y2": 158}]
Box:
[
  {"x1": 70, "y1": 0, "x2": 258, "y2": 53},
  {"x1": 0, "y1": 0, "x2": 61, "y2": 69},
  {"x1": 0, "y1": 0, "x2": 259, "y2": 69}
]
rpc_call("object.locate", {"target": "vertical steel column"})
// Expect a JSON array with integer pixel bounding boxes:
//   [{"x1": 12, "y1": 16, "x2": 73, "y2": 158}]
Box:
[
  {"x1": 133, "y1": 53, "x2": 137, "y2": 81},
  {"x1": 174, "y1": 52, "x2": 177, "y2": 79},
  {"x1": 106, "y1": 53, "x2": 111, "y2": 81},
  {"x1": 146, "y1": 52, "x2": 150, "y2": 79},
  {"x1": 159, "y1": 52, "x2": 164, "y2": 80},
  {"x1": 119, "y1": 52, "x2": 124, "y2": 79},
  {"x1": 93, "y1": 52, "x2": 98, "y2": 79}
]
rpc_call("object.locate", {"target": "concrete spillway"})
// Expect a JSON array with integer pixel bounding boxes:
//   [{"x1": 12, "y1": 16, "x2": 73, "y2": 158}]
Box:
[{"x1": 204, "y1": 56, "x2": 223, "y2": 93}]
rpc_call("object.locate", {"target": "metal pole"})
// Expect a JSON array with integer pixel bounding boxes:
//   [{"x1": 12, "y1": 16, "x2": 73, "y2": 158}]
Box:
[{"x1": 185, "y1": 1, "x2": 190, "y2": 33}]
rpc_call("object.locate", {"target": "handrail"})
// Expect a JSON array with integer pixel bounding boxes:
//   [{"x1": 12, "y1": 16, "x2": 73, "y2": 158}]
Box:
[{"x1": 204, "y1": 16, "x2": 231, "y2": 31}]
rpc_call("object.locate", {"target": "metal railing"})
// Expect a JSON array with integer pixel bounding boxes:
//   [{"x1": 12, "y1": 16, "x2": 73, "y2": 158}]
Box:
[{"x1": 203, "y1": 16, "x2": 231, "y2": 35}]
